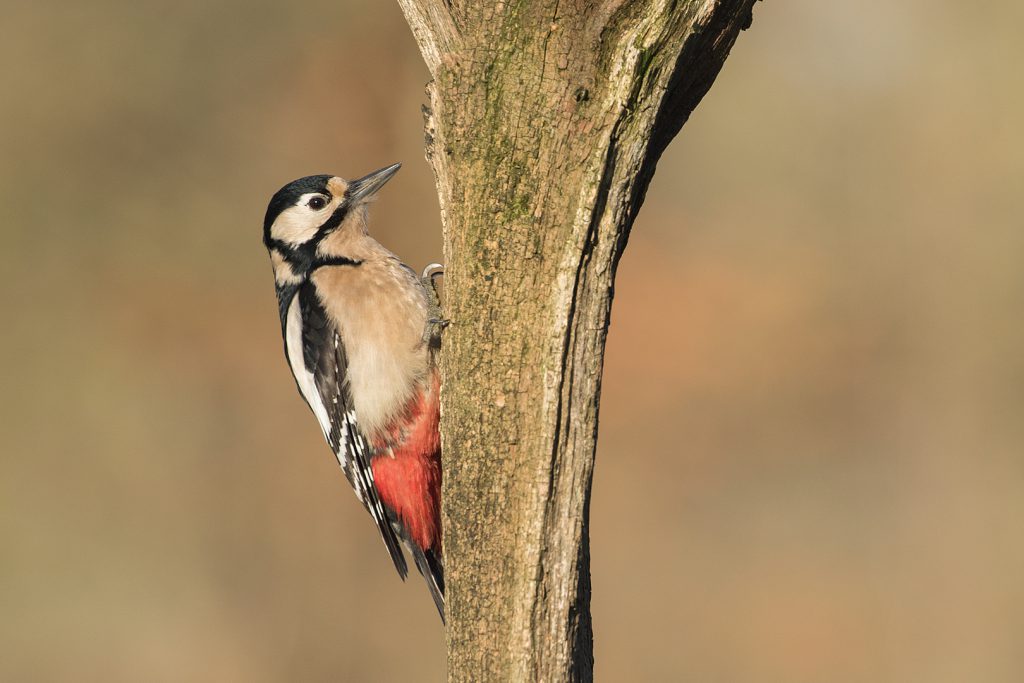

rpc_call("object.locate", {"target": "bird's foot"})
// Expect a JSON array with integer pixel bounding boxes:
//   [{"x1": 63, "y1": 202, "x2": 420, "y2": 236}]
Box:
[
  {"x1": 421, "y1": 263, "x2": 445, "y2": 304},
  {"x1": 421, "y1": 263, "x2": 447, "y2": 349}
]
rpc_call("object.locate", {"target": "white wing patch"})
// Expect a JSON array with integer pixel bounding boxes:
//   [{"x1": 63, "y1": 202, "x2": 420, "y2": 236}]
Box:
[{"x1": 285, "y1": 296, "x2": 339, "y2": 460}]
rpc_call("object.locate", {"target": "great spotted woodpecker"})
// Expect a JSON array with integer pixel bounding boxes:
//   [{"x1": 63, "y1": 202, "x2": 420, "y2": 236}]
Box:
[{"x1": 263, "y1": 164, "x2": 445, "y2": 619}]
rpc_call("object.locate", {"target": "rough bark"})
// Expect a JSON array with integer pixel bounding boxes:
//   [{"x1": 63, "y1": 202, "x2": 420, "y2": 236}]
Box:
[{"x1": 396, "y1": 1, "x2": 758, "y2": 680}]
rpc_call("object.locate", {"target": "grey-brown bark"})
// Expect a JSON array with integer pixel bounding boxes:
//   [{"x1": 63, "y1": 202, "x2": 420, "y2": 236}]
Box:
[{"x1": 396, "y1": 1, "x2": 758, "y2": 680}]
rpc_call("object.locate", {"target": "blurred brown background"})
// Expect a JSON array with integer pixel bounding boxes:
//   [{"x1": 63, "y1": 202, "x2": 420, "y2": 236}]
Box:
[{"x1": 2, "y1": 0, "x2": 1022, "y2": 681}]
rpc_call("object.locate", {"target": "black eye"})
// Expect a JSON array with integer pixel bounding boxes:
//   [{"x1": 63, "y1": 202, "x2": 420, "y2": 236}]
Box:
[{"x1": 307, "y1": 196, "x2": 327, "y2": 210}]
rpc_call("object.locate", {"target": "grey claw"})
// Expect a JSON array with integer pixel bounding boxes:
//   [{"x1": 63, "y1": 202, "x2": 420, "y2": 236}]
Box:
[{"x1": 422, "y1": 263, "x2": 445, "y2": 280}]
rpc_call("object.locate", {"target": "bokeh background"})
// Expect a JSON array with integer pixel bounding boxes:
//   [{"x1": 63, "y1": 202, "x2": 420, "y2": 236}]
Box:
[{"x1": 3, "y1": 0, "x2": 1022, "y2": 680}]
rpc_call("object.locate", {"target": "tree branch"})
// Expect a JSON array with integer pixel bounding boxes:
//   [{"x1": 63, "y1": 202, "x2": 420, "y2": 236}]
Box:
[
  {"x1": 397, "y1": 1, "x2": 759, "y2": 680},
  {"x1": 396, "y1": 0, "x2": 460, "y2": 76}
]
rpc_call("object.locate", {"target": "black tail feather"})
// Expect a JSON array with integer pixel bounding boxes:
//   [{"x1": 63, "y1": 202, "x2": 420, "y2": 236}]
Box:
[{"x1": 411, "y1": 546, "x2": 445, "y2": 623}]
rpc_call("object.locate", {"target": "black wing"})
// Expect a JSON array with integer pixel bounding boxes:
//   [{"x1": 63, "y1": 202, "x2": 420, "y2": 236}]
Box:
[{"x1": 296, "y1": 283, "x2": 409, "y2": 579}]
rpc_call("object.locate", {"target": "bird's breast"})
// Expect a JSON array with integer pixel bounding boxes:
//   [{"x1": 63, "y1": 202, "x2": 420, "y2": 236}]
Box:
[{"x1": 311, "y1": 261, "x2": 431, "y2": 438}]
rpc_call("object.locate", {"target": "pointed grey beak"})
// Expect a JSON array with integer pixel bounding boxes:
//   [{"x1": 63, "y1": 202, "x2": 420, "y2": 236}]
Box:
[{"x1": 347, "y1": 163, "x2": 401, "y2": 202}]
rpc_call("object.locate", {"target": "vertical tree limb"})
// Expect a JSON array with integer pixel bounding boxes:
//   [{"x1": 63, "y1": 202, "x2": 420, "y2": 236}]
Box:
[{"x1": 397, "y1": 1, "x2": 758, "y2": 680}]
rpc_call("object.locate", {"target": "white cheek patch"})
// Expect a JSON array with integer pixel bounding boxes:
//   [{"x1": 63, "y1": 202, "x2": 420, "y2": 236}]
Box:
[{"x1": 270, "y1": 194, "x2": 340, "y2": 246}]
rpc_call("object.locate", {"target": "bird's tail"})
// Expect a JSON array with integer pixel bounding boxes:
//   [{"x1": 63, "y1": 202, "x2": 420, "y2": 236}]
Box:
[{"x1": 411, "y1": 545, "x2": 445, "y2": 623}]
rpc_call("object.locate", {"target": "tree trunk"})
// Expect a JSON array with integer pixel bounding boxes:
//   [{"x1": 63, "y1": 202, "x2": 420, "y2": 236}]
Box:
[{"x1": 396, "y1": 1, "x2": 758, "y2": 680}]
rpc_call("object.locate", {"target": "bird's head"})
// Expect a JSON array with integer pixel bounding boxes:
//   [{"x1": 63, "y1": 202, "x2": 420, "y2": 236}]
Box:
[{"x1": 263, "y1": 163, "x2": 401, "y2": 280}]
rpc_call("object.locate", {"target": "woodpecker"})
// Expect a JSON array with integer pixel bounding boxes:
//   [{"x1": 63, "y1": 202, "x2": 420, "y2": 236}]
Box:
[{"x1": 262, "y1": 163, "x2": 445, "y2": 619}]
